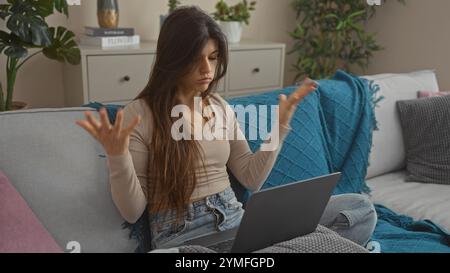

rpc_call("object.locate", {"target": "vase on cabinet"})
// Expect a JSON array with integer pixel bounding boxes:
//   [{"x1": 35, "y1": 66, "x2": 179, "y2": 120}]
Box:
[{"x1": 97, "y1": 0, "x2": 119, "y2": 28}]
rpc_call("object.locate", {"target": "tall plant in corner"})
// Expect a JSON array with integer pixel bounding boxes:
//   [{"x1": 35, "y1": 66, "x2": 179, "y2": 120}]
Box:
[
  {"x1": 289, "y1": 0, "x2": 404, "y2": 81},
  {"x1": 0, "y1": 0, "x2": 81, "y2": 112}
]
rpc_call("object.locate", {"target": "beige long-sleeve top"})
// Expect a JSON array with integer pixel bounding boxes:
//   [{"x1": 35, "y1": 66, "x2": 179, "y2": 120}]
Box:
[{"x1": 106, "y1": 93, "x2": 291, "y2": 223}]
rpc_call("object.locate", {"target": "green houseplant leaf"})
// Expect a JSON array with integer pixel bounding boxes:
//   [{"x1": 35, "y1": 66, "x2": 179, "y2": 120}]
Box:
[
  {"x1": 33, "y1": 0, "x2": 55, "y2": 17},
  {"x1": 168, "y1": 0, "x2": 181, "y2": 13},
  {"x1": 52, "y1": 0, "x2": 69, "y2": 16},
  {"x1": 29, "y1": 0, "x2": 68, "y2": 18},
  {"x1": 6, "y1": 0, "x2": 52, "y2": 46},
  {"x1": 0, "y1": 31, "x2": 28, "y2": 58},
  {"x1": 43, "y1": 26, "x2": 81, "y2": 65},
  {"x1": 213, "y1": 0, "x2": 256, "y2": 25},
  {"x1": 0, "y1": 4, "x2": 10, "y2": 19}
]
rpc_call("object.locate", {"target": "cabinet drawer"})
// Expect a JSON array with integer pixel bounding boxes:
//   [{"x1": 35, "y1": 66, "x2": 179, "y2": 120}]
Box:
[
  {"x1": 87, "y1": 54, "x2": 154, "y2": 102},
  {"x1": 228, "y1": 49, "x2": 282, "y2": 91}
]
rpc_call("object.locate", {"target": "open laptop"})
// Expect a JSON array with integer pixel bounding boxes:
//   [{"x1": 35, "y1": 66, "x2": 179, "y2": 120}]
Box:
[{"x1": 181, "y1": 172, "x2": 341, "y2": 253}]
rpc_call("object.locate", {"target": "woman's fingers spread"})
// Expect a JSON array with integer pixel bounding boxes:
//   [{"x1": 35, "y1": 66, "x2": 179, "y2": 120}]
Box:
[
  {"x1": 123, "y1": 115, "x2": 141, "y2": 136},
  {"x1": 112, "y1": 109, "x2": 123, "y2": 137},
  {"x1": 76, "y1": 120, "x2": 99, "y2": 139},
  {"x1": 84, "y1": 111, "x2": 101, "y2": 131},
  {"x1": 289, "y1": 82, "x2": 317, "y2": 106},
  {"x1": 99, "y1": 108, "x2": 112, "y2": 130},
  {"x1": 287, "y1": 91, "x2": 302, "y2": 107}
]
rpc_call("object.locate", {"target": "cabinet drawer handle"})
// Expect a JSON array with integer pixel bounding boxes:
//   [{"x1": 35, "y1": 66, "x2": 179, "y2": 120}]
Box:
[
  {"x1": 252, "y1": 68, "x2": 260, "y2": 73},
  {"x1": 122, "y1": 75, "x2": 131, "y2": 82}
]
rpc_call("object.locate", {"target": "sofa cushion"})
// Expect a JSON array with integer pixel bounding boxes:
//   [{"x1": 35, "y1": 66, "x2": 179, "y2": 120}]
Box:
[
  {"x1": 0, "y1": 108, "x2": 136, "y2": 253},
  {"x1": 0, "y1": 170, "x2": 63, "y2": 253},
  {"x1": 366, "y1": 171, "x2": 450, "y2": 232},
  {"x1": 396, "y1": 96, "x2": 450, "y2": 185},
  {"x1": 362, "y1": 70, "x2": 440, "y2": 179}
]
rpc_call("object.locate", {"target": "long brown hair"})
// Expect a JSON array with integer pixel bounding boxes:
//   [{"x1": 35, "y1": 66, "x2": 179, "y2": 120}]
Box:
[{"x1": 135, "y1": 6, "x2": 228, "y2": 223}]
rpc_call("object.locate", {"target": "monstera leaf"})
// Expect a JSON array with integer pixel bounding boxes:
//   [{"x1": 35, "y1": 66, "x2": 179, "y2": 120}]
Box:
[
  {"x1": 5, "y1": 0, "x2": 52, "y2": 46},
  {"x1": 0, "y1": 4, "x2": 9, "y2": 19},
  {"x1": 43, "y1": 26, "x2": 80, "y2": 65},
  {"x1": 0, "y1": 30, "x2": 28, "y2": 58},
  {"x1": 33, "y1": 0, "x2": 68, "y2": 18}
]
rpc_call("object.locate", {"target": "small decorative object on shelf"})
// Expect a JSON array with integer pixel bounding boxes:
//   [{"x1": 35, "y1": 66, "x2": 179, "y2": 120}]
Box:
[{"x1": 97, "y1": 0, "x2": 119, "y2": 28}]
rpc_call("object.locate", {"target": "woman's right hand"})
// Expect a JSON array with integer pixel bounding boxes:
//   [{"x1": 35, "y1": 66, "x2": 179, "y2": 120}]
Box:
[{"x1": 75, "y1": 107, "x2": 141, "y2": 156}]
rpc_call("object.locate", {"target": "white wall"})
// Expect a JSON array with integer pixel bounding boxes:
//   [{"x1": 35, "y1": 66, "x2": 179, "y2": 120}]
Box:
[{"x1": 355, "y1": 0, "x2": 450, "y2": 90}]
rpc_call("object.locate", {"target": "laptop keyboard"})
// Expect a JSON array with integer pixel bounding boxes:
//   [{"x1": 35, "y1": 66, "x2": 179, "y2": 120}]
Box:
[{"x1": 208, "y1": 239, "x2": 235, "y2": 253}]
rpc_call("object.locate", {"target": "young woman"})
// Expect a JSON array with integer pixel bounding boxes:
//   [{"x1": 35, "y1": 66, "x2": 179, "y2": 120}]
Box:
[{"x1": 76, "y1": 6, "x2": 377, "y2": 252}]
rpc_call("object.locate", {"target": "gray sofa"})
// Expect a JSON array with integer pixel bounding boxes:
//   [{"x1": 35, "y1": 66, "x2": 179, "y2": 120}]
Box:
[{"x1": 1, "y1": 70, "x2": 448, "y2": 253}]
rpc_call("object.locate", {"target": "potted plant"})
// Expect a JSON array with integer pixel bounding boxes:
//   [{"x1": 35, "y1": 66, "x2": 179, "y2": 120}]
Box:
[
  {"x1": 0, "y1": 0, "x2": 81, "y2": 112},
  {"x1": 160, "y1": 0, "x2": 182, "y2": 29},
  {"x1": 213, "y1": 0, "x2": 256, "y2": 43},
  {"x1": 289, "y1": 0, "x2": 405, "y2": 81}
]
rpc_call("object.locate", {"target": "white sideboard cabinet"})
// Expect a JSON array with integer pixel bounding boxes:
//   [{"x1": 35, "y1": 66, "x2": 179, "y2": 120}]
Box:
[{"x1": 63, "y1": 40, "x2": 285, "y2": 106}]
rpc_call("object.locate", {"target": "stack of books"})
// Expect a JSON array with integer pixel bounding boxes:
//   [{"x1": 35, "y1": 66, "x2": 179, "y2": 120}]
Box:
[{"x1": 80, "y1": 26, "x2": 140, "y2": 48}]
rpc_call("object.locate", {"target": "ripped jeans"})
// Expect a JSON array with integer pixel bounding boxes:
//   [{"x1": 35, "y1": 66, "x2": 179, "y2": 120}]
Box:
[{"x1": 149, "y1": 187, "x2": 377, "y2": 251}]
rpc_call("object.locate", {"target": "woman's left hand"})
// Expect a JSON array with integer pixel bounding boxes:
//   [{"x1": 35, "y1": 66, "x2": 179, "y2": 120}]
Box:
[{"x1": 278, "y1": 78, "x2": 319, "y2": 127}]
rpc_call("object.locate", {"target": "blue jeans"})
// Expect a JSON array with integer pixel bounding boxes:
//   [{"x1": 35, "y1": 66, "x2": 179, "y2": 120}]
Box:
[{"x1": 149, "y1": 187, "x2": 377, "y2": 250}]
